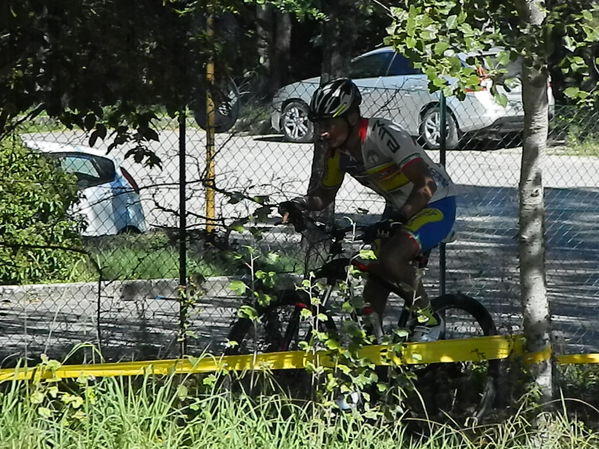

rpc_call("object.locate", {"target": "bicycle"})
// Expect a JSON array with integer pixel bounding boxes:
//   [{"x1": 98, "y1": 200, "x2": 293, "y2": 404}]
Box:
[{"x1": 225, "y1": 218, "x2": 501, "y2": 422}]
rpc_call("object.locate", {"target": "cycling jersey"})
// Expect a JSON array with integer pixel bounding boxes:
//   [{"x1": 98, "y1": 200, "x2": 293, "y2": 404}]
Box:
[{"x1": 320, "y1": 118, "x2": 456, "y2": 210}]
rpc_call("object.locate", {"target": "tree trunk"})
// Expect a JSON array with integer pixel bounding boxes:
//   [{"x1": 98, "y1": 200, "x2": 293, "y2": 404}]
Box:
[
  {"x1": 271, "y1": 10, "x2": 291, "y2": 93},
  {"x1": 303, "y1": 0, "x2": 356, "y2": 270},
  {"x1": 255, "y1": 6, "x2": 292, "y2": 98},
  {"x1": 255, "y1": 5, "x2": 273, "y2": 98},
  {"x1": 517, "y1": 0, "x2": 553, "y2": 403}
]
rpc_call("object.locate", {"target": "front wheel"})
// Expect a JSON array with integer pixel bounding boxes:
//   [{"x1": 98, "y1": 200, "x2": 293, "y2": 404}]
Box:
[
  {"x1": 224, "y1": 290, "x2": 336, "y2": 398},
  {"x1": 405, "y1": 293, "x2": 500, "y2": 424},
  {"x1": 225, "y1": 289, "x2": 336, "y2": 355}
]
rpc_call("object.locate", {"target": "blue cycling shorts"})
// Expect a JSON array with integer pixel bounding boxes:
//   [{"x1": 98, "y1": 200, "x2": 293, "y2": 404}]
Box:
[{"x1": 396, "y1": 196, "x2": 456, "y2": 253}]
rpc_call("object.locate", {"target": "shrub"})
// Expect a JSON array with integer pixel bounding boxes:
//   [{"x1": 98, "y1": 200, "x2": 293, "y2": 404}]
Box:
[{"x1": 0, "y1": 137, "x2": 85, "y2": 284}]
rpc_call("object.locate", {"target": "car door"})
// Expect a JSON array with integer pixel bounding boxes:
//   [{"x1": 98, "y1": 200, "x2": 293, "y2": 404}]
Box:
[
  {"x1": 348, "y1": 51, "x2": 394, "y2": 118},
  {"x1": 378, "y1": 52, "x2": 430, "y2": 135}
]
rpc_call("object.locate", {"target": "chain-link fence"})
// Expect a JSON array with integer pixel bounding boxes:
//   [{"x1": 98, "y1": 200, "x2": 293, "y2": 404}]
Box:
[{"x1": 1, "y1": 80, "x2": 598, "y2": 366}]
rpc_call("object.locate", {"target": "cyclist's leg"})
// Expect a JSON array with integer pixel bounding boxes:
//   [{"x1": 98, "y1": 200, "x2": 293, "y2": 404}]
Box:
[
  {"x1": 374, "y1": 232, "x2": 421, "y2": 302},
  {"x1": 363, "y1": 275, "x2": 391, "y2": 318},
  {"x1": 377, "y1": 196, "x2": 457, "y2": 311}
]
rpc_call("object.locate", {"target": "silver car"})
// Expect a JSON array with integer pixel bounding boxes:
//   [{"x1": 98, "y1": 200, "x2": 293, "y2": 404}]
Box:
[
  {"x1": 271, "y1": 46, "x2": 554, "y2": 147},
  {"x1": 24, "y1": 140, "x2": 147, "y2": 236}
]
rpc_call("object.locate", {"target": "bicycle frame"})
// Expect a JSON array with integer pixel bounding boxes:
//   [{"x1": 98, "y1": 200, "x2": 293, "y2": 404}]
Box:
[{"x1": 303, "y1": 221, "x2": 434, "y2": 331}]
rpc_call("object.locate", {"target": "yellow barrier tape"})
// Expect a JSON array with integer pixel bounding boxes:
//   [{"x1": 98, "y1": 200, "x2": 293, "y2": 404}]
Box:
[
  {"x1": 557, "y1": 353, "x2": 599, "y2": 365},
  {"x1": 0, "y1": 334, "x2": 593, "y2": 383},
  {"x1": 521, "y1": 344, "x2": 553, "y2": 365},
  {"x1": 0, "y1": 335, "x2": 520, "y2": 383}
]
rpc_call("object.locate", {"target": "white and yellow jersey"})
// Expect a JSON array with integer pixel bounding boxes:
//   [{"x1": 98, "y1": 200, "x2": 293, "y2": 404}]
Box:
[{"x1": 320, "y1": 118, "x2": 456, "y2": 210}]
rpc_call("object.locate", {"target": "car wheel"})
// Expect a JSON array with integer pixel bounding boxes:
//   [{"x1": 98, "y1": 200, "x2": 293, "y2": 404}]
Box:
[
  {"x1": 118, "y1": 226, "x2": 142, "y2": 235},
  {"x1": 193, "y1": 76, "x2": 240, "y2": 133},
  {"x1": 281, "y1": 101, "x2": 313, "y2": 143},
  {"x1": 419, "y1": 107, "x2": 460, "y2": 149}
]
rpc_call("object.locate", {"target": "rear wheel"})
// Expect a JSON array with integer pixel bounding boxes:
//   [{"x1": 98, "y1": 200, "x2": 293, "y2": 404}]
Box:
[
  {"x1": 403, "y1": 293, "x2": 500, "y2": 424},
  {"x1": 419, "y1": 107, "x2": 460, "y2": 149}
]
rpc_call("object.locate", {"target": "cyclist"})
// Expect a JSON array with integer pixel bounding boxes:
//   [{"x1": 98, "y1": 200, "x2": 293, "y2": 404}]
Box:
[{"x1": 278, "y1": 78, "x2": 457, "y2": 340}]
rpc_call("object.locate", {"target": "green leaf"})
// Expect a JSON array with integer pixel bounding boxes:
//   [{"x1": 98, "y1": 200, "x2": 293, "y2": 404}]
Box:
[
  {"x1": 563, "y1": 35, "x2": 576, "y2": 52},
  {"x1": 434, "y1": 41, "x2": 450, "y2": 56},
  {"x1": 48, "y1": 386, "x2": 59, "y2": 398},
  {"x1": 494, "y1": 93, "x2": 508, "y2": 107},
  {"x1": 564, "y1": 87, "x2": 580, "y2": 99},
  {"x1": 446, "y1": 15, "x2": 458, "y2": 29},
  {"x1": 38, "y1": 407, "x2": 53, "y2": 418},
  {"x1": 202, "y1": 374, "x2": 217, "y2": 387},
  {"x1": 395, "y1": 329, "x2": 409, "y2": 338},
  {"x1": 176, "y1": 384, "x2": 189, "y2": 400},
  {"x1": 265, "y1": 252, "x2": 280, "y2": 264},
  {"x1": 30, "y1": 391, "x2": 45, "y2": 404},
  {"x1": 252, "y1": 195, "x2": 269, "y2": 204},
  {"x1": 238, "y1": 305, "x2": 258, "y2": 320},
  {"x1": 229, "y1": 280, "x2": 247, "y2": 295},
  {"x1": 325, "y1": 338, "x2": 339, "y2": 350},
  {"x1": 300, "y1": 308, "x2": 313, "y2": 319},
  {"x1": 358, "y1": 249, "x2": 377, "y2": 260},
  {"x1": 230, "y1": 221, "x2": 246, "y2": 233},
  {"x1": 227, "y1": 192, "x2": 245, "y2": 205},
  {"x1": 256, "y1": 292, "x2": 273, "y2": 307}
]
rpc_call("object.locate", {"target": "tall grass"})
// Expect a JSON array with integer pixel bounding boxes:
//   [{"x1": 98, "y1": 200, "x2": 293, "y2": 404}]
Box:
[{"x1": 1, "y1": 367, "x2": 599, "y2": 449}]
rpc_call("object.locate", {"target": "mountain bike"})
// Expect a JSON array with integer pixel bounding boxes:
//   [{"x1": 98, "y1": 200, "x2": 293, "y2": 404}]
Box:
[{"x1": 225, "y1": 218, "x2": 501, "y2": 422}]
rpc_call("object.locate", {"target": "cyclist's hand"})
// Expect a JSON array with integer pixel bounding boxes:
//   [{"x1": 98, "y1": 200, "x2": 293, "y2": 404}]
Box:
[
  {"x1": 362, "y1": 219, "x2": 404, "y2": 242},
  {"x1": 278, "y1": 199, "x2": 307, "y2": 232}
]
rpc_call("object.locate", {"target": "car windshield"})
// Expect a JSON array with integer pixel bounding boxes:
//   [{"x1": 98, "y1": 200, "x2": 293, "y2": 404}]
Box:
[{"x1": 50, "y1": 152, "x2": 116, "y2": 188}]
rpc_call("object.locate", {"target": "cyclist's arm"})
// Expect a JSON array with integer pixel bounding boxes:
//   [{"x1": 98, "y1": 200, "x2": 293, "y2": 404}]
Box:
[
  {"x1": 280, "y1": 149, "x2": 344, "y2": 223},
  {"x1": 397, "y1": 159, "x2": 437, "y2": 221},
  {"x1": 372, "y1": 119, "x2": 437, "y2": 221},
  {"x1": 303, "y1": 185, "x2": 339, "y2": 211},
  {"x1": 301, "y1": 146, "x2": 346, "y2": 211}
]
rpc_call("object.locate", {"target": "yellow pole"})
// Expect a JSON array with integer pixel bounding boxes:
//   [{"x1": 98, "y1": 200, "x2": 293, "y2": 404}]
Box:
[{"x1": 205, "y1": 13, "x2": 216, "y2": 232}]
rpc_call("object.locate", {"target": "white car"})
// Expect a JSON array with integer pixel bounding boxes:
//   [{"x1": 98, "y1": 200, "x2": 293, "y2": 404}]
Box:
[
  {"x1": 24, "y1": 140, "x2": 147, "y2": 236},
  {"x1": 271, "y1": 46, "x2": 554, "y2": 147}
]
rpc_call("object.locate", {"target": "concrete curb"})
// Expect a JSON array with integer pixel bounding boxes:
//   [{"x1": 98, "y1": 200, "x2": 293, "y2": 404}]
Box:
[{"x1": 0, "y1": 274, "x2": 303, "y2": 304}]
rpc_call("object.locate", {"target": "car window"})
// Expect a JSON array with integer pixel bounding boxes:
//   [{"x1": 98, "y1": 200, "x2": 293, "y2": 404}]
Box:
[
  {"x1": 51, "y1": 153, "x2": 116, "y2": 188},
  {"x1": 349, "y1": 52, "x2": 394, "y2": 79},
  {"x1": 386, "y1": 53, "x2": 421, "y2": 76}
]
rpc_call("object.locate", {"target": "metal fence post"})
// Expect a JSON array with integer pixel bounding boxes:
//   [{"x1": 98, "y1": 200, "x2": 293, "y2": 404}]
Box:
[
  {"x1": 439, "y1": 92, "x2": 447, "y2": 296},
  {"x1": 205, "y1": 14, "x2": 216, "y2": 232},
  {"x1": 179, "y1": 110, "x2": 188, "y2": 356}
]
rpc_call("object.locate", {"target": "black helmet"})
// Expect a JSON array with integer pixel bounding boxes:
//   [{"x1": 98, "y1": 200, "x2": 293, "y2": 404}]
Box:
[{"x1": 308, "y1": 78, "x2": 362, "y2": 122}]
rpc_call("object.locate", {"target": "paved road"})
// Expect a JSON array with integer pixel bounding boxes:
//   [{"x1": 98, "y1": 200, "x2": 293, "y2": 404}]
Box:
[{"x1": 5, "y1": 129, "x2": 598, "y2": 363}]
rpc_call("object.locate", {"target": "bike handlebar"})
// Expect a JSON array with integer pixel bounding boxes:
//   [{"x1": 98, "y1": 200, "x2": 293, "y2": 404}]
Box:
[{"x1": 282, "y1": 214, "x2": 372, "y2": 244}]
